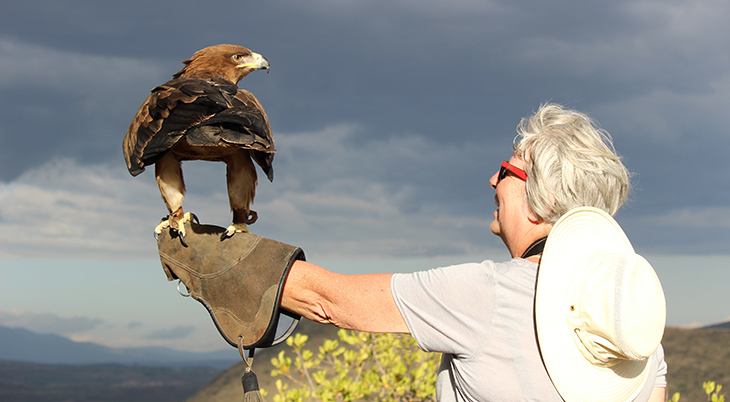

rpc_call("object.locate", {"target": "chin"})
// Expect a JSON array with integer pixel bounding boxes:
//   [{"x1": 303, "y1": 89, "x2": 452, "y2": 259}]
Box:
[
  {"x1": 490, "y1": 220, "x2": 500, "y2": 236},
  {"x1": 490, "y1": 210, "x2": 500, "y2": 235}
]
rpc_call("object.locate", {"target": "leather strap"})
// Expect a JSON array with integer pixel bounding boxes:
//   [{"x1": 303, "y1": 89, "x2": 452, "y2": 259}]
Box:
[{"x1": 522, "y1": 237, "x2": 547, "y2": 259}]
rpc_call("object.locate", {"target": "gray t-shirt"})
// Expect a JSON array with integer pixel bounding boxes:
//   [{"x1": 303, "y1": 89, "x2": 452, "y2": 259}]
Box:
[{"x1": 391, "y1": 258, "x2": 667, "y2": 401}]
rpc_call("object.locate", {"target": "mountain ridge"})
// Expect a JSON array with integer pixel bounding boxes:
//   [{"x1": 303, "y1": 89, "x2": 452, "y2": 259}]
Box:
[
  {"x1": 703, "y1": 320, "x2": 730, "y2": 329},
  {"x1": 0, "y1": 325, "x2": 238, "y2": 368}
]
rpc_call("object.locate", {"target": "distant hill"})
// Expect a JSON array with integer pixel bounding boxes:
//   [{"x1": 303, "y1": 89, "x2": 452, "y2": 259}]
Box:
[
  {"x1": 662, "y1": 327, "x2": 730, "y2": 401},
  {"x1": 4, "y1": 322, "x2": 727, "y2": 402},
  {"x1": 187, "y1": 323, "x2": 730, "y2": 402},
  {"x1": 703, "y1": 320, "x2": 730, "y2": 329},
  {"x1": 0, "y1": 326, "x2": 238, "y2": 368},
  {"x1": 0, "y1": 360, "x2": 220, "y2": 402}
]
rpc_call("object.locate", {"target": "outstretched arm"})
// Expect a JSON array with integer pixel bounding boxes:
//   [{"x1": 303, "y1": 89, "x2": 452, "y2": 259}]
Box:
[
  {"x1": 280, "y1": 260, "x2": 409, "y2": 334},
  {"x1": 648, "y1": 387, "x2": 665, "y2": 402}
]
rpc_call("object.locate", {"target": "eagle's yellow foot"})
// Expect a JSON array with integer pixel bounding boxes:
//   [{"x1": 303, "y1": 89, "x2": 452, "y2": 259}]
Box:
[
  {"x1": 154, "y1": 219, "x2": 171, "y2": 238},
  {"x1": 221, "y1": 210, "x2": 258, "y2": 240},
  {"x1": 220, "y1": 223, "x2": 250, "y2": 241},
  {"x1": 155, "y1": 212, "x2": 199, "y2": 247}
]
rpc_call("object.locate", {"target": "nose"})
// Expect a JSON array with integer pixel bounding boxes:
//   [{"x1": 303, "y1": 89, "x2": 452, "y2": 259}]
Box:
[{"x1": 489, "y1": 170, "x2": 499, "y2": 189}]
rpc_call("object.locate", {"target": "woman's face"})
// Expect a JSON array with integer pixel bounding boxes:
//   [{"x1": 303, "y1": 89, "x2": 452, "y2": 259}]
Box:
[{"x1": 489, "y1": 156, "x2": 533, "y2": 255}]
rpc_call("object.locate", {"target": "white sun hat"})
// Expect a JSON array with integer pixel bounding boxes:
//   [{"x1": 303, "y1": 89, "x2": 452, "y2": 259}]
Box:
[{"x1": 535, "y1": 207, "x2": 666, "y2": 402}]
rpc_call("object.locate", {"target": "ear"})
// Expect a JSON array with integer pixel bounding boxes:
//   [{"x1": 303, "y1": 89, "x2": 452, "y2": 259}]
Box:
[
  {"x1": 524, "y1": 197, "x2": 543, "y2": 224},
  {"x1": 527, "y1": 210, "x2": 542, "y2": 224},
  {"x1": 521, "y1": 196, "x2": 542, "y2": 224},
  {"x1": 527, "y1": 191, "x2": 556, "y2": 225}
]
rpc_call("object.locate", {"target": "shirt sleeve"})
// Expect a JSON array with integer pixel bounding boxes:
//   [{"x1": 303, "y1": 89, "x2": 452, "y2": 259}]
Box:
[
  {"x1": 633, "y1": 344, "x2": 667, "y2": 401},
  {"x1": 391, "y1": 261, "x2": 497, "y2": 357},
  {"x1": 654, "y1": 344, "x2": 667, "y2": 388}
]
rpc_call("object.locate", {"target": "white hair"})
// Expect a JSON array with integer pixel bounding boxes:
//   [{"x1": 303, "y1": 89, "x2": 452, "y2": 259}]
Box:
[{"x1": 513, "y1": 103, "x2": 631, "y2": 224}]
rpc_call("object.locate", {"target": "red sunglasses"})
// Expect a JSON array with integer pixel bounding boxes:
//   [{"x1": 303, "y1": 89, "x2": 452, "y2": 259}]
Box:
[{"x1": 497, "y1": 161, "x2": 527, "y2": 184}]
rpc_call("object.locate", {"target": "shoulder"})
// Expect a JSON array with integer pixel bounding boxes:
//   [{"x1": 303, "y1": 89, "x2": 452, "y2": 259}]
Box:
[
  {"x1": 393, "y1": 260, "x2": 498, "y2": 286},
  {"x1": 495, "y1": 258, "x2": 540, "y2": 288},
  {"x1": 393, "y1": 258, "x2": 536, "y2": 286}
]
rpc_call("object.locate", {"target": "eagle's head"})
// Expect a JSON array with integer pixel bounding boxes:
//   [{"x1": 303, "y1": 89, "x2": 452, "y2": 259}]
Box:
[{"x1": 173, "y1": 44, "x2": 270, "y2": 84}]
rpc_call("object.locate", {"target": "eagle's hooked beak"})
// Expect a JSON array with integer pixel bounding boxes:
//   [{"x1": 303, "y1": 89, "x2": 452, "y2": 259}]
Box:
[{"x1": 238, "y1": 52, "x2": 270, "y2": 73}]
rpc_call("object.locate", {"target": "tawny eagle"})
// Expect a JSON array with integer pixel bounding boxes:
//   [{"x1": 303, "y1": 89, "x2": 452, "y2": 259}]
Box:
[{"x1": 123, "y1": 44, "x2": 274, "y2": 241}]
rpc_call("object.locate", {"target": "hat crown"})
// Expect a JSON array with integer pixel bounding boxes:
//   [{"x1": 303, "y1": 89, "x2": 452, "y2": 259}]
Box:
[
  {"x1": 536, "y1": 206, "x2": 668, "y2": 402},
  {"x1": 568, "y1": 252, "x2": 666, "y2": 366}
]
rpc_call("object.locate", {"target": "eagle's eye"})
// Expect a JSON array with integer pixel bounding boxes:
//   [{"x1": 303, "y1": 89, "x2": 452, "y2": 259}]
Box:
[{"x1": 232, "y1": 54, "x2": 244, "y2": 62}]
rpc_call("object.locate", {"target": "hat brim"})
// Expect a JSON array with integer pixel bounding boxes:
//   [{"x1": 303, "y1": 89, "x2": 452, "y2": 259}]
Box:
[{"x1": 535, "y1": 207, "x2": 653, "y2": 402}]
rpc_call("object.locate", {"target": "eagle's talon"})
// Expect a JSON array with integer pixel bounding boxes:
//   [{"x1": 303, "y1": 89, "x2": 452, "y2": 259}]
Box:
[
  {"x1": 220, "y1": 223, "x2": 250, "y2": 241},
  {"x1": 176, "y1": 230, "x2": 189, "y2": 248},
  {"x1": 173, "y1": 212, "x2": 198, "y2": 246},
  {"x1": 183, "y1": 212, "x2": 200, "y2": 225},
  {"x1": 155, "y1": 213, "x2": 195, "y2": 246}
]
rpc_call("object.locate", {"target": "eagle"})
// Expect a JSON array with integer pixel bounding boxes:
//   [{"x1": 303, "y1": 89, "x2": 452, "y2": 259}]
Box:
[{"x1": 123, "y1": 44, "x2": 274, "y2": 243}]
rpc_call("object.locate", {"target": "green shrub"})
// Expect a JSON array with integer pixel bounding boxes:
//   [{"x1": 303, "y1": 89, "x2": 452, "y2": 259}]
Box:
[
  {"x1": 671, "y1": 381, "x2": 724, "y2": 402},
  {"x1": 270, "y1": 330, "x2": 439, "y2": 402}
]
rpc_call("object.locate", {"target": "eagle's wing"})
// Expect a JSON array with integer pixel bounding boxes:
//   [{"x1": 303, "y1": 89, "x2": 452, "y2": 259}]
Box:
[
  {"x1": 122, "y1": 78, "x2": 244, "y2": 176},
  {"x1": 184, "y1": 88, "x2": 276, "y2": 181}
]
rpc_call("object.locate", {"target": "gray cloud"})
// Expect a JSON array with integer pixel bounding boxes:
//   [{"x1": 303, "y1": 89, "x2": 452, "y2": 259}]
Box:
[
  {"x1": 0, "y1": 158, "x2": 162, "y2": 259},
  {"x1": 0, "y1": 128, "x2": 505, "y2": 260},
  {"x1": 127, "y1": 321, "x2": 144, "y2": 330},
  {"x1": 0, "y1": 0, "x2": 728, "y2": 257},
  {"x1": 0, "y1": 311, "x2": 104, "y2": 335},
  {"x1": 145, "y1": 325, "x2": 197, "y2": 341},
  {"x1": 0, "y1": 38, "x2": 168, "y2": 180}
]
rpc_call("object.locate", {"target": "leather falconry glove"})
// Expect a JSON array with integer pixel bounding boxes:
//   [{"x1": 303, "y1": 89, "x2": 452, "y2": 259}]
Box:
[{"x1": 156, "y1": 220, "x2": 304, "y2": 350}]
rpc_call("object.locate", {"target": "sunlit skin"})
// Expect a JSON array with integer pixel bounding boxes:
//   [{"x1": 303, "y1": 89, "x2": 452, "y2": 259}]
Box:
[{"x1": 488, "y1": 156, "x2": 551, "y2": 262}]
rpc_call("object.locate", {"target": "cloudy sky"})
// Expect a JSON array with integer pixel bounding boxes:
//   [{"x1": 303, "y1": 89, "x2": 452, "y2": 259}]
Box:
[{"x1": 1, "y1": 0, "x2": 729, "y2": 353}]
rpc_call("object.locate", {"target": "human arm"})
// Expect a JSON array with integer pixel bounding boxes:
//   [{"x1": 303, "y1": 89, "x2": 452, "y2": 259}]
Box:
[
  {"x1": 648, "y1": 387, "x2": 665, "y2": 402},
  {"x1": 280, "y1": 260, "x2": 409, "y2": 334},
  {"x1": 646, "y1": 344, "x2": 668, "y2": 402}
]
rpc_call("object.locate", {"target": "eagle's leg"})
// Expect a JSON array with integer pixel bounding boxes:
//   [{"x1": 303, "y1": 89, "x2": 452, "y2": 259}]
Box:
[
  {"x1": 221, "y1": 150, "x2": 258, "y2": 240},
  {"x1": 154, "y1": 153, "x2": 194, "y2": 240}
]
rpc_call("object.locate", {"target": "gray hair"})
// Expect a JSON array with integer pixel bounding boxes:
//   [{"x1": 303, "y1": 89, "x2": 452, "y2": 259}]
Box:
[{"x1": 513, "y1": 103, "x2": 631, "y2": 224}]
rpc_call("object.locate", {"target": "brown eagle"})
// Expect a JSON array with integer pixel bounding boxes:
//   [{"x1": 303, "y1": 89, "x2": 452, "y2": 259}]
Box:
[{"x1": 123, "y1": 44, "x2": 274, "y2": 242}]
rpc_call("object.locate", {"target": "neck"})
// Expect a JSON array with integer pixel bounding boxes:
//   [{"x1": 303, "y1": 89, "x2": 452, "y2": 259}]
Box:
[
  {"x1": 507, "y1": 224, "x2": 551, "y2": 259},
  {"x1": 521, "y1": 237, "x2": 547, "y2": 259}
]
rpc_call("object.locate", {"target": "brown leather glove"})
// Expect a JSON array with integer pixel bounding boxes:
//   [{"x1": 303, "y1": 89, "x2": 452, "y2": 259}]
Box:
[{"x1": 156, "y1": 220, "x2": 304, "y2": 350}]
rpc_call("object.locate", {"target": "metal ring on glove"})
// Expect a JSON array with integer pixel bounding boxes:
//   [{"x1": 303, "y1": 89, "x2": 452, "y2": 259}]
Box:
[
  {"x1": 177, "y1": 280, "x2": 191, "y2": 297},
  {"x1": 238, "y1": 335, "x2": 253, "y2": 372}
]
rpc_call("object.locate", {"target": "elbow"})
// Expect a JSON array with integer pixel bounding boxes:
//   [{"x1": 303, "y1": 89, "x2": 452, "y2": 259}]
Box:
[{"x1": 296, "y1": 295, "x2": 347, "y2": 329}]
